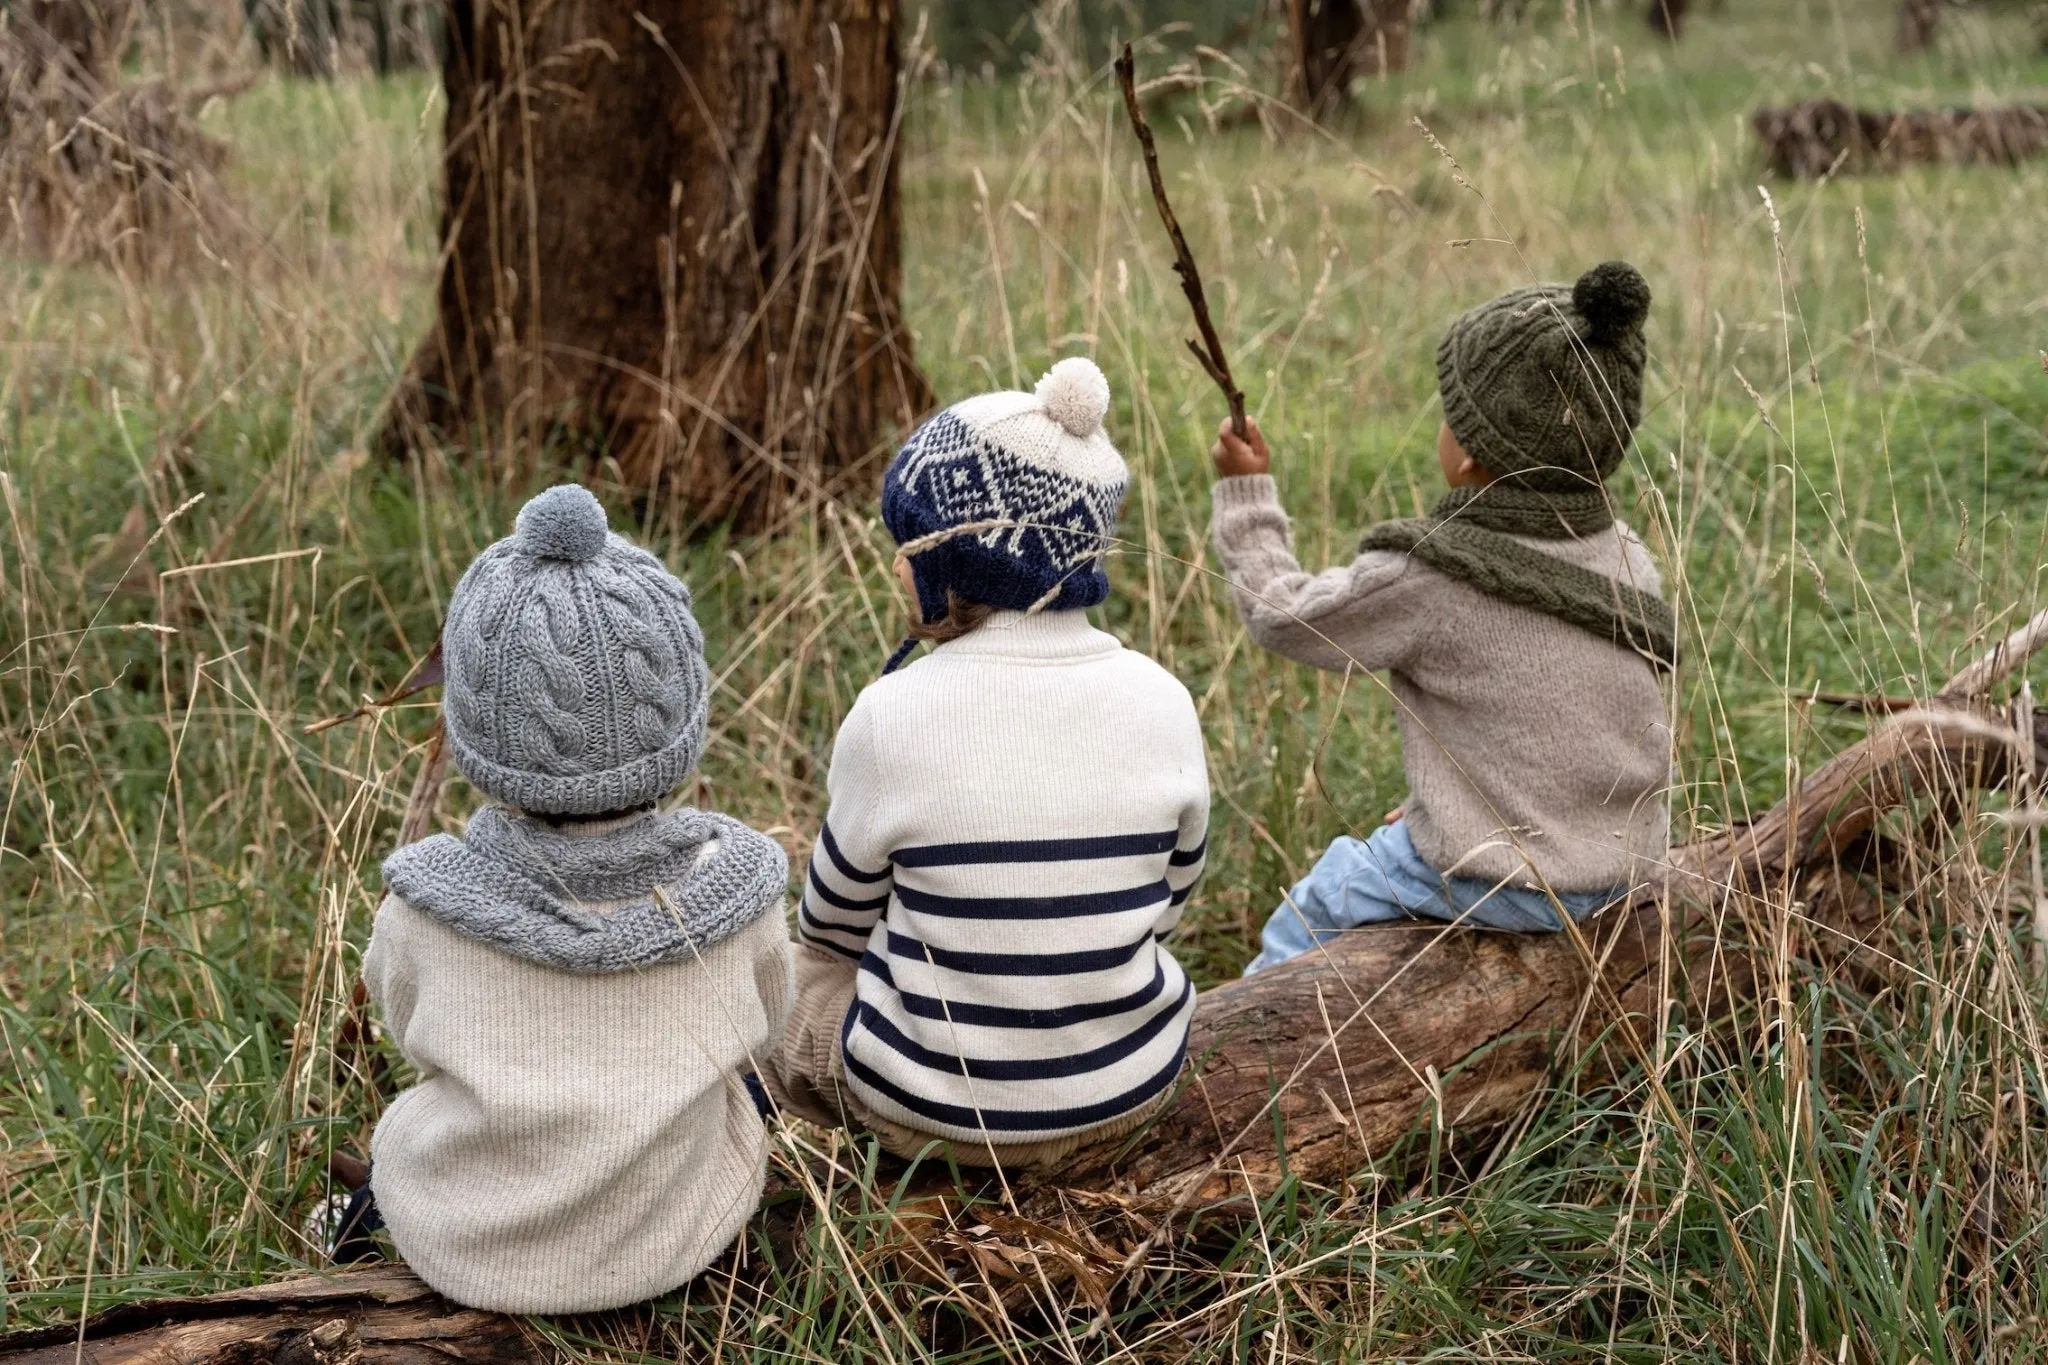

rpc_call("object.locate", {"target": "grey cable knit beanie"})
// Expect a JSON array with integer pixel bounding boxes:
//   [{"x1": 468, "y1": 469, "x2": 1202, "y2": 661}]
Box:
[
  {"x1": 440, "y1": 485, "x2": 708, "y2": 815},
  {"x1": 1436, "y1": 260, "x2": 1652, "y2": 493}
]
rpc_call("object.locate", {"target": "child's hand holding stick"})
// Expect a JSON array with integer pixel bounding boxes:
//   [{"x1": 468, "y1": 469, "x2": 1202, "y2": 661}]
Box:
[
  {"x1": 1210, "y1": 416, "x2": 1270, "y2": 477},
  {"x1": 1114, "y1": 43, "x2": 1249, "y2": 447}
]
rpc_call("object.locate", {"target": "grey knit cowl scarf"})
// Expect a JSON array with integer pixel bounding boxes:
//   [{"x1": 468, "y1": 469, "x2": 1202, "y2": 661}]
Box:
[
  {"x1": 382, "y1": 806, "x2": 790, "y2": 973},
  {"x1": 1360, "y1": 483, "x2": 1679, "y2": 672}
]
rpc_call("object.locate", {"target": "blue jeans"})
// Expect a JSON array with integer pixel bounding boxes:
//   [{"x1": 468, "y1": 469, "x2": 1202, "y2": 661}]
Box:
[{"x1": 1245, "y1": 821, "x2": 1629, "y2": 975}]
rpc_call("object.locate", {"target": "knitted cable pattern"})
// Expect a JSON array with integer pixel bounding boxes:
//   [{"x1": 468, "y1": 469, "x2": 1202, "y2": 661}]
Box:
[
  {"x1": 1430, "y1": 483, "x2": 1617, "y2": 539},
  {"x1": 439, "y1": 486, "x2": 709, "y2": 814},
  {"x1": 596, "y1": 566, "x2": 693, "y2": 755},
  {"x1": 1362, "y1": 494, "x2": 1678, "y2": 673},
  {"x1": 1436, "y1": 262, "x2": 1651, "y2": 492},
  {"x1": 517, "y1": 573, "x2": 591, "y2": 774},
  {"x1": 382, "y1": 805, "x2": 788, "y2": 973}
]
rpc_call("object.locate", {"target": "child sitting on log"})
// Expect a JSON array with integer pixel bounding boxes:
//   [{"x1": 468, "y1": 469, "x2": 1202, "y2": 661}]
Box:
[
  {"x1": 1208, "y1": 261, "x2": 1675, "y2": 973},
  {"x1": 356, "y1": 485, "x2": 793, "y2": 1313},
  {"x1": 766, "y1": 358, "x2": 1211, "y2": 1167}
]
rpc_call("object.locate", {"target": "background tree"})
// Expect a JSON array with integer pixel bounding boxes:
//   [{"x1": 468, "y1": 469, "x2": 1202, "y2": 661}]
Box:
[
  {"x1": 384, "y1": 0, "x2": 931, "y2": 530},
  {"x1": 242, "y1": 1, "x2": 436, "y2": 77},
  {"x1": 0, "y1": 0, "x2": 233, "y2": 270},
  {"x1": 1286, "y1": 0, "x2": 1410, "y2": 120},
  {"x1": 1648, "y1": 0, "x2": 1690, "y2": 38},
  {"x1": 1898, "y1": 0, "x2": 1941, "y2": 50}
]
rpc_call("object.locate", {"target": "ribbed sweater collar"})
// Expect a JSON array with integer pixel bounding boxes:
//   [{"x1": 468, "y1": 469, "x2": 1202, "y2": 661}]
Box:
[
  {"x1": 380, "y1": 804, "x2": 789, "y2": 973},
  {"x1": 931, "y1": 608, "x2": 1119, "y2": 662}
]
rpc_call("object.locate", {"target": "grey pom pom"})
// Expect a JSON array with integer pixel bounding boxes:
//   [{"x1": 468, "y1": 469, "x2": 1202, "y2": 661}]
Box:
[
  {"x1": 1573, "y1": 261, "x2": 1651, "y2": 343},
  {"x1": 515, "y1": 484, "x2": 609, "y2": 562}
]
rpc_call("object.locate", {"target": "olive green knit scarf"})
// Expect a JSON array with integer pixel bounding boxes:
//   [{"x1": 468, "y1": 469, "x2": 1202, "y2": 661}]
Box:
[{"x1": 1359, "y1": 485, "x2": 1678, "y2": 672}]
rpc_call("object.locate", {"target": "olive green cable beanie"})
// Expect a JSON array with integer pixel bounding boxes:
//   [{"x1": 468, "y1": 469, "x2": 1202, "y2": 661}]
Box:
[
  {"x1": 1436, "y1": 260, "x2": 1652, "y2": 493},
  {"x1": 1355, "y1": 261, "x2": 1676, "y2": 672}
]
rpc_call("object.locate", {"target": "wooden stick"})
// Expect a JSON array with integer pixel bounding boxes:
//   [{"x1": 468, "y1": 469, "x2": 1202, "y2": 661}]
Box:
[
  {"x1": 328, "y1": 662, "x2": 451, "y2": 1110},
  {"x1": 304, "y1": 640, "x2": 444, "y2": 734},
  {"x1": 1806, "y1": 690, "x2": 1921, "y2": 714},
  {"x1": 1115, "y1": 42, "x2": 1247, "y2": 439},
  {"x1": 396, "y1": 719, "x2": 450, "y2": 846}
]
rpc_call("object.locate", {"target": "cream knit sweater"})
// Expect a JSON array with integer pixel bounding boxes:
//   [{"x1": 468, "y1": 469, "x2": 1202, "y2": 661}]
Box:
[
  {"x1": 362, "y1": 882, "x2": 792, "y2": 1313},
  {"x1": 796, "y1": 609, "x2": 1210, "y2": 1143},
  {"x1": 1212, "y1": 474, "x2": 1672, "y2": 892}
]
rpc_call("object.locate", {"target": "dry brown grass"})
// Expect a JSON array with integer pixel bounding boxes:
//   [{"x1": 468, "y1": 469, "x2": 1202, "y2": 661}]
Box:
[{"x1": 4, "y1": 0, "x2": 2048, "y2": 1358}]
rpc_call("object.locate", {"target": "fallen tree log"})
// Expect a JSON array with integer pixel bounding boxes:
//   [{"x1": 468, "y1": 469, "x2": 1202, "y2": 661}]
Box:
[
  {"x1": 1045, "y1": 609, "x2": 2048, "y2": 1212},
  {"x1": 11, "y1": 611, "x2": 2048, "y2": 1358},
  {"x1": 1049, "y1": 704, "x2": 2042, "y2": 1210},
  {"x1": 1754, "y1": 98, "x2": 2048, "y2": 178},
  {"x1": 0, "y1": 1264, "x2": 536, "y2": 1365}
]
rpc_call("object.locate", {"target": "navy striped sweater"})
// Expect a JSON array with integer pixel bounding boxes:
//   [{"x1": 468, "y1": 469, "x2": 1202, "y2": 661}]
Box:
[{"x1": 799, "y1": 610, "x2": 1209, "y2": 1143}]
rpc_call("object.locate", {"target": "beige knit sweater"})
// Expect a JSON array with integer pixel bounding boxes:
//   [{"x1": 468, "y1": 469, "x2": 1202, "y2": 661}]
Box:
[
  {"x1": 1211, "y1": 474, "x2": 1672, "y2": 892},
  {"x1": 362, "y1": 888, "x2": 792, "y2": 1313}
]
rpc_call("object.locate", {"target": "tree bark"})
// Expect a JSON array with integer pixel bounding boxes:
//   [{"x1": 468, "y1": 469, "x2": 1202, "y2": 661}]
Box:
[
  {"x1": 1647, "y1": 0, "x2": 1689, "y2": 38},
  {"x1": 1286, "y1": 0, "x2": 1409, "y2": 120},
  {"x1": 384, "y1": 0, "x2": 931, "y2": 528},
  {"x1": 0, "y1": 1265, "x2": 536, "y2": 1365}
]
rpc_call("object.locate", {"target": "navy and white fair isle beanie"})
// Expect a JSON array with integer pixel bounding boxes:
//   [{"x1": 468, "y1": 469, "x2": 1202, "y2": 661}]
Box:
[
  {"x1": 880, "y1": 357, "x2": 1127, "y2": 661},
  {"x1": 438, "y1": 484, "x2": 709, "y2": 816}
]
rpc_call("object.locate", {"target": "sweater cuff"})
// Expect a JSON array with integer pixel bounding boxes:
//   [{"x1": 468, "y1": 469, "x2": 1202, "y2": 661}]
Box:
[{"x1": 1211, "y1": 474, "x2": 1281, "y2": 514}]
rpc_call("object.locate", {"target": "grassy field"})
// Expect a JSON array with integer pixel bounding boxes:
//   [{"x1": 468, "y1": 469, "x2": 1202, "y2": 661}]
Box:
[{"x1": 6, "y1": 0, "x2": 2048, "y2": 1357}]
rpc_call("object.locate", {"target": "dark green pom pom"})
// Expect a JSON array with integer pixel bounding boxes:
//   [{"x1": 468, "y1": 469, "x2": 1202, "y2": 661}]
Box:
[{"x1": 1573, "y1": 260, "x2": 1651, "y2": 342}]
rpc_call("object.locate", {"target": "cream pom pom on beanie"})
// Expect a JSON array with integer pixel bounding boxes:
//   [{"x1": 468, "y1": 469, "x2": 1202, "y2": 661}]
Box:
[{"x1": 880, "y1": 357, "x2": 1128, "y2": 635}]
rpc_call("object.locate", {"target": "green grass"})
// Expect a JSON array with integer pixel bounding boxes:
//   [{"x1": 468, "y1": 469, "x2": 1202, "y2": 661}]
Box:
[{"x1": 7, "y1": 0, "x2": 2048, "y2": 1357}]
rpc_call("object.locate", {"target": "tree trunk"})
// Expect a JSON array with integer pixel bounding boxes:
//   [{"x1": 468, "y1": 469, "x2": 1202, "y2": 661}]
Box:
[
  {"x1": 1898, "y1": 0, "x2": 1940, "y2": 52},
  {"x1": 384, "y1": 0, "x2": 931, "y2": 529},
  {"x1": 1287, "y1": 0, "x2": 1408, "y2": 120},
  {"x1": 1366, "y1": 1, "x2": 1410, "y2": 77},
  {"x1": 1647, "y1": 0, "x2": 1689, "y2": 38}
]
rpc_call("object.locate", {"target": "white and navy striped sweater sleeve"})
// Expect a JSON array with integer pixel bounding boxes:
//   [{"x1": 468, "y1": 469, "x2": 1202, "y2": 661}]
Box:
[
  {"x1": 798, "y1": 621, "x2": 1210, "y2": 1145},
  {"x1": 798, "y1": 707, "x2": 894, "y2": 962}
]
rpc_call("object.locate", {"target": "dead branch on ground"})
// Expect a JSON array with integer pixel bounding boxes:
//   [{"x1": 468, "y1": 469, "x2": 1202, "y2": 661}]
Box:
[{"x1": 1754, "y1": 99, "x2": 2048, "y2": 179}]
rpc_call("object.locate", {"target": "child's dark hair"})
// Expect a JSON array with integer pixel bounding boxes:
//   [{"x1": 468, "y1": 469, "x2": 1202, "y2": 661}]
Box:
[
  {"x1": 882, "y1": 591, "x2": 992, "y2": 674},
  {"x1": 908, "y1": 591, "x2": 993, "y2": 647}
]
